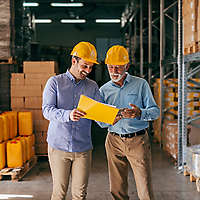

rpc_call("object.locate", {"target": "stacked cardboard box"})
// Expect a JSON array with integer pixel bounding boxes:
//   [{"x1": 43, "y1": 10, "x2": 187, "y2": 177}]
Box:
[
  {"x1": 0, "y1": 0, "x2": 13, "y2": 58},
  {"x1": 189, "y1": 119, "x2": 200, "y2": 145},
  {"x1": 153, "y1": 78, "x2": 200, "y2": 159},
  {"x1": 183, "y1": 0, "x2": 200, "y2": 54},
  {"x1": 163, "y1": 120, "x2": 190, "y2": 161},
  {"x1": 11, "y1": 61, "x2": 58, "y2": 155},
  {"x1": 162, "y1": 120, "x2": 178, "y2": 160}
]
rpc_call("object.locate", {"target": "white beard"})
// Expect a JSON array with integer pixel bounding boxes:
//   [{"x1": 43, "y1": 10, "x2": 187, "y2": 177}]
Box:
[{"x1": 110, "y1": 73, "x2": 125, "y2": 82}]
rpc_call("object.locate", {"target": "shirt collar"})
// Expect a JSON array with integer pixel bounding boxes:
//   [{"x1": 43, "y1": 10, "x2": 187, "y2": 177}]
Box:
[
  {"x1": 66, "y1": 70, "x2": 86, "y2": 85},
  {"x1": 125, "y1": 72, "x2": 131, "y2": 83},
  {"x1": 66, "y1": 70, "x2": 75, "y2": 81}
]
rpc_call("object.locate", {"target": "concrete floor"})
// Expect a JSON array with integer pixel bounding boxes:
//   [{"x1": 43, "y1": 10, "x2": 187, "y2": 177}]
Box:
[{"x1": 0, "y1": 140, "x2": 200, "y2": 199}]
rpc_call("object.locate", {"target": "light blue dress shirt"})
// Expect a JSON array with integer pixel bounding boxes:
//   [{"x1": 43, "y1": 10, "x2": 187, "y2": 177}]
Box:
[
  {"x1": 42, "y1": 70, "x2": 102, "y2": 152},
  {"x1": 98, "y1": 73, "x2": 160, "y2": 134}
]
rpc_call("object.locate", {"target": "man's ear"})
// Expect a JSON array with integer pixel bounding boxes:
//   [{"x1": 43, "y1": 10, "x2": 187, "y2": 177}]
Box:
[
  {"x1": 125, "y1": 64, "x2": 130, "y2": 71},
  {"x1": 72, "y1": 57, "x2": 77, "y2": 65}
]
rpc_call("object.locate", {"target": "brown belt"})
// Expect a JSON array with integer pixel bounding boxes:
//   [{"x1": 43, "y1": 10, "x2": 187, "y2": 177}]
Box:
[{"x1": 109, "y1": 129, "x2": 146, "y2": 138}]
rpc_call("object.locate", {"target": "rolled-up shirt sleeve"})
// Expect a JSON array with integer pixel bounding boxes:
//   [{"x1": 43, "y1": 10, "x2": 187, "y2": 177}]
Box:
[{"x1": 140, "y1": 80, "x2": 160, "y2": 121}]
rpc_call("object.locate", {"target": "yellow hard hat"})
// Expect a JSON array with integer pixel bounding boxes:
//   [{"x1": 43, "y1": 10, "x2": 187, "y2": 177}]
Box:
[
  {"x1": 105, "y1": 45, "x2": 129, "y2": 65},
  {"x1": 70, "y1": 41, "x2": 99, "y2": 64}
]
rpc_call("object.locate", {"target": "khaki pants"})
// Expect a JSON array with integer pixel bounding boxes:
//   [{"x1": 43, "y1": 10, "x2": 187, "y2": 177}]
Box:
[
  {"x1": 105, "y1": 132, "x2": 154, "y2": 200},
  {"x1": 48, "y1": 145, "x2": 92, "y2": 200}
]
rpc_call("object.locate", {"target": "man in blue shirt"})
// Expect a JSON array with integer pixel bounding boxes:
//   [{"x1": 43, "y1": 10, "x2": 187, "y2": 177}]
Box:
[
  {"x1": 98, "y1": 45, "x2": 160, "y2": 200},
  {"x1": 42, "y1": 41, "x2": 102, "y2": 200}
]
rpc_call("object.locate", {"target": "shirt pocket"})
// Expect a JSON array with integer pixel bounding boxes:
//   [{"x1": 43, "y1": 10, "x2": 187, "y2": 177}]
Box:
[{"x1": 126, "y1": 92, "x2": 139, "y2": 106}]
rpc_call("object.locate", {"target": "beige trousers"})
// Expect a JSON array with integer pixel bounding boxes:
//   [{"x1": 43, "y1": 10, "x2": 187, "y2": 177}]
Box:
[
  {"x1": 48, "y1": 145, "x2": 92, "y2": 200},
  {"x1": 105, "y1": 132, "x2": 155, "y2": 200}
]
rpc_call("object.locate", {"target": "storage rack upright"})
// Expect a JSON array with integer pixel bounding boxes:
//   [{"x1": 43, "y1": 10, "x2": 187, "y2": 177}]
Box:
[{"x1": 121, "y1": 0, "x2": 200, "y2": 172}]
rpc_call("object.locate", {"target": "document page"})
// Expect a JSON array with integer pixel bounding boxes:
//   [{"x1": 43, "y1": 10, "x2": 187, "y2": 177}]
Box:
[{"x1": 77, "y1": 95, "x2": 119, "y2": 125}]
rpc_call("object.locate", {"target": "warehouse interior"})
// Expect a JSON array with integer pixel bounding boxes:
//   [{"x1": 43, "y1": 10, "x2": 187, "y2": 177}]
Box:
[{"x1": 0, "y1": 0, "x2": 200, "y2": 199}]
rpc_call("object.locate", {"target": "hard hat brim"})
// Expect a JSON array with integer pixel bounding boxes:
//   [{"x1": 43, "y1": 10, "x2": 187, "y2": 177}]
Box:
[
  {"x1": 105, "y1": 61, "x2": 129, "y2": 65},
  {"x1": 85, "y1": 59, "x2": 99, "y2": 65},
  {"x1": 80, "y1": 57, "x2": 99, "y2": 65}
]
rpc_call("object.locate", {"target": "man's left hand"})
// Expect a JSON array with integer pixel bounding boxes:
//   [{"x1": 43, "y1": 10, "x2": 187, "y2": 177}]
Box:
[{"x1": 121, "y1": 104, "x2": 141, "y2": 119}]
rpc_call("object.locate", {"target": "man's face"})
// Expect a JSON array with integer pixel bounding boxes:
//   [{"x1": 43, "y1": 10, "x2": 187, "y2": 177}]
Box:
[
  {"x1": 73, "y1": 58, "x2": 94, "y2": 80},
  {"x1": 107, "y1": 64, "x2": 127, "y2": 82}
]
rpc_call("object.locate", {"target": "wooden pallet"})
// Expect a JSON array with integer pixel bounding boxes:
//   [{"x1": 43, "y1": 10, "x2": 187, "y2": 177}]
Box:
[
  {"x1": 0, "y1": 156, "x2": 37, "y2": 181},
  {"x1": 184, "y1": 42, "x2": 200, "y2": 55},
  {"x1": 184, "y1": 166, "x2": 200, "y2": 192},
  {"x1": 36, "y1": 153, "x2": 48, "y2": 157},
  {"x1": 0, "y1": 57, "x2": 15, "y2": 64}
]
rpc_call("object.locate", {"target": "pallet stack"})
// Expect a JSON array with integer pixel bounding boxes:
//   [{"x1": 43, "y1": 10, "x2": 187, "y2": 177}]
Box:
[
  {"x1": 183, "y1": 0, "x2": 200, "y2": 54},
  {"x1": 184, "y1": 144, "x2": 200, "y2": 192},
  {"x1": 162, "y1": 120, "x2": 178, "y2": 161},
  {"x1": 0, "y1": 111, "x2": 37, "y2": 181},
  {"x1": 11, "y1": 61, "x2": 58, "y2": 155},
  {"x1": 153, "y1": 78, "x2": 200, "y2": 160},
  {"x1": 0, "y1": 0, "x2": 14, "y2": 59}
]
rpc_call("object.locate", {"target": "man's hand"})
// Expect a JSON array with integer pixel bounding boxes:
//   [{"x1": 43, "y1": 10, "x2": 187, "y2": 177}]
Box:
[
  {"x1": 70, "y1": 109, "x2": 86, "y2": 121},
  {"x1": 121, "y1": 104, "x2": 141, "y2": 119},
  {"x1": 112, "y1": 111, "x2": 123, "y2": 125}
]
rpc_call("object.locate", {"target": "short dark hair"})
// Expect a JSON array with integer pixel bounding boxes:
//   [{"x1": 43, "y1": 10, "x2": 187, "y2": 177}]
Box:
[{"x1": 72, "y1": 56, "x2": 81, "y2": 62}]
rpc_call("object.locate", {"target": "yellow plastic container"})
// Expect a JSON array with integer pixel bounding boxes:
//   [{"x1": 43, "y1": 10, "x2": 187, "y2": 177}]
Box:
[
  {"x1": 0, "y1": 114, "x2": 9, "y2": 141},
  {"x1": 0, "y1": 117, "x2": 4, "y2": 143},
  {"x1": 4, "y1": 112, "x2": 16, "y2": 139},
  {"x1": 0, "y1": 142, "x2": 6, "y2": 169},
  {"x1": 10, "y1": 111, "x2": 18, "y2": 138},
  {"x1": 22, "y1": 136, "x2": 32, "y2": 160},
  {"x1": 18, "y1": 112, "x2": 33, "y2": 136},
  {"x1": 7, "y1": 140, "x2": 23, "y2": 168},
  {"x1": 16, "y1": 137, "x2": 27, "y2": 163}
]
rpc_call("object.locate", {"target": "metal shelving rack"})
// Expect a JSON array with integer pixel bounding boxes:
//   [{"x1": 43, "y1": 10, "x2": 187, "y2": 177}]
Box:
[
  {"x1": 178, "y1": 52, "x2": 200, "y2": 169},
  {"x1": 158, "y1": 0, "x2": 180, "y2": 150},
  {"x1": 121, "y1": 0, "x2": 200, "y2": 171}
]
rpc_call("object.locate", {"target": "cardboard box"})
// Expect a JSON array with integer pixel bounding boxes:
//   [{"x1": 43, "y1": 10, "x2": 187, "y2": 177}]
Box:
[
  {"x1": 35, "y1": 131, "x2": 47, "y2": 144},
  {"x1": 11, "y1": 85, "x2": 42, "y2": 97},
  {"x1": 33, "y1": 119, "x2": 49, "y2": 132},
  {"x1": 11, "y1": 73, "x2": 25, "y2": 79},
  {"x1": 23, "y1": 61, "x2": 58, "y2": 74},
  {"x1": 11, "y1": 97, "x2": 24, "y2": 109},
  {"x1": 35, "y1": 143, "x2": 48, "y2": 155},
  {"x1": 27, "y1": 109, "x2": 44, "y2": 120},
  {"x1": 11, "y1": 79, "x2": 24, "y2": 86},
  {"x1": 25, "y1": 73, "x2": 56, "y2": 79},
  {"x1": 189, "y1": 119, "x2": 200, "y2": 145},
  {"x1": 25, "y1": 73, "x2": 56, "y2": 87},
  {"x1": 25, "y1": 97, "x2": 42, "y2": 109},
  {"x1": 24, "y1": 78, "x2": 48, "y2": 86}
]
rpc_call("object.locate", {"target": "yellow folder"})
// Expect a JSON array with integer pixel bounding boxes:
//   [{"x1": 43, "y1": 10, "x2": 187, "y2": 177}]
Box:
[{"x1": 77, "y1": 95, "x2": 119, "y2": 125}]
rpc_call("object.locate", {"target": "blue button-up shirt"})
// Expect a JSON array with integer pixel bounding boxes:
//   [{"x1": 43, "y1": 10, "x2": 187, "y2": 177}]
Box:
[
  {"x1": 42, "y1": 70, "x2": 102, "y2": 152},
  {"x1": 98, "y1": 73, "x2": 160, "y2": 134}
]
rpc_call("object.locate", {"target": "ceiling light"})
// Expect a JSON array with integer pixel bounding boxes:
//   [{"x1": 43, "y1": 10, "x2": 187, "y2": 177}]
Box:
[
  {"x1": 0, "y1": 194, "x2": 33, "y2": 198},
  {"x1": 50, "y1": 3, "x2": 84, "y2": 7},
  {"x1": 32, "y1": 19, "x2": 52, "y2": 23},
  {"x1": 61, "y1": 19, "x2": 86, "y2": 23},
  {"x1": 95, "y1": 19, "x2": 121, "y2": 23},
  {"x1": 23, "y1": 2, "x2": 39, "y2": 7}
]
